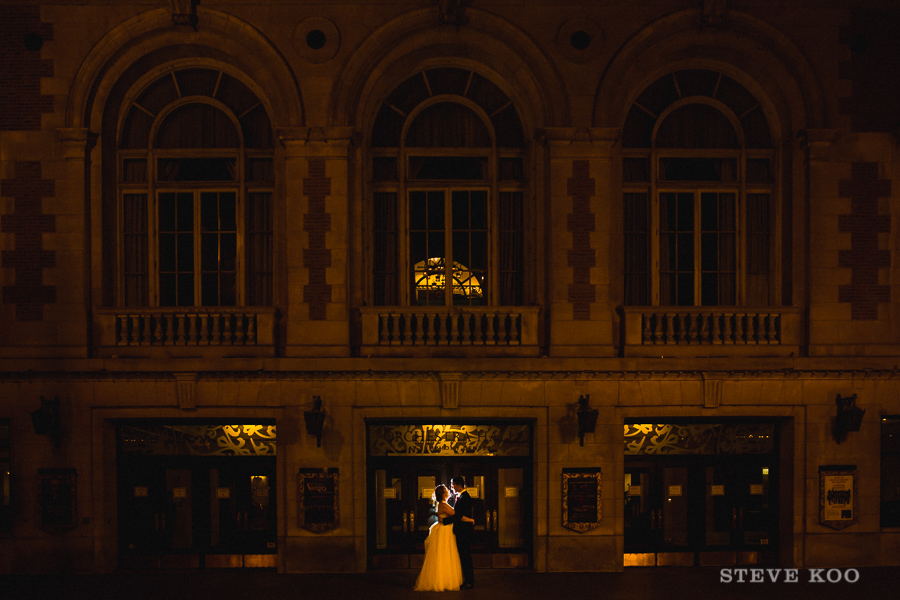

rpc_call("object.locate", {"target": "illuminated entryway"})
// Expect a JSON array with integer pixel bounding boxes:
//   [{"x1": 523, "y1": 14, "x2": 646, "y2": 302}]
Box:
[
  {"x1": 116, "y1": 422, "x2": 277, "y2": 569},
  {"x1": 624, "y1": 421, "x2": 782, "y2": 567},
  {"x1": 366, "y1": 421, "x2": 533, "y2": 569}
]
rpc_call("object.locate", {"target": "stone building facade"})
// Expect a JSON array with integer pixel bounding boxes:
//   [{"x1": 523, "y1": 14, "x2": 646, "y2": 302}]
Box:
[{"x1": 1, "y1": 0, "x2": 900, "y2": 573}]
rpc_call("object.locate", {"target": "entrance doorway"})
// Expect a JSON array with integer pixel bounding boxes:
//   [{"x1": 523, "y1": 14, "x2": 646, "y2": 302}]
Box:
[
  {"x1": 624, "y1": 421, "x2": 780, "y2": 567},
  {"x1": 116, "y1": 422, "x2": 277, "y2": 569},
  {"x1": 366, "y1": 422, "x2": 533, "y2": 569}
]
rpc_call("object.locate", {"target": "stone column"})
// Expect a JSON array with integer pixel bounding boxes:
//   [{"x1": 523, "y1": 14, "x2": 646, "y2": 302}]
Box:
[
  {"x1": 279, "y1": 127, "x2": 354, "y2": 357},
  {"x1": 543, "y1": 127, "x2": 618, "y2": 357}
]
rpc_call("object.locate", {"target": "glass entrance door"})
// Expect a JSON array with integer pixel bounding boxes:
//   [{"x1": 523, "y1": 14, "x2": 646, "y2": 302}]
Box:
[
  {"x1": 625, "y1": 456, "x2": 778, "y2": 567},
  {"x1": 118, "y1": 456, "x2": 277, "y2": 569},
  {"x1": 369, "y1": 458, "x2": 531, "y2": 569}
]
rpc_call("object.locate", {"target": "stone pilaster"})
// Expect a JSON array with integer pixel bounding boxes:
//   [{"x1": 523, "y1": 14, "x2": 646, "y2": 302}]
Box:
[
  {"x1": 279, "y1": 127, "x2": 354, "y2": 357},
  {"x1": 544, "y1": 127, "x2": 618, "y2": 357}
]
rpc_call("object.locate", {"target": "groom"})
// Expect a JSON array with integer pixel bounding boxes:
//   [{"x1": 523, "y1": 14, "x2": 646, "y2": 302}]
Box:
[{"x1": 448, "y1": 476, "x2": 475, "y2": 589}]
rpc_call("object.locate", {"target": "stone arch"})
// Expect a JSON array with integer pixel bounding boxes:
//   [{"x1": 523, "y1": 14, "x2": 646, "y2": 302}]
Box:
[
  {"x1": 593, "y1": 9, "x2": 827, "y2": 137},
  {"x1": 331, "y1": 7, "x2": 569, "y2": 136},
  {"x1": 68, "y1": 7, "x2": 303, "y2": 132}
]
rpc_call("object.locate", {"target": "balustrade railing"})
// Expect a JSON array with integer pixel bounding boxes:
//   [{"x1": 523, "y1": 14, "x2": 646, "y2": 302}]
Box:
[
  {"x1": 360, "y1": 307, "x2": 539, "y2": 348},
  {"x1": 622, "y1": 307, "x2": 801, "y2": 353},
  {"x1": 95, "y1": 308, "x2": 276, "y2": 347}
]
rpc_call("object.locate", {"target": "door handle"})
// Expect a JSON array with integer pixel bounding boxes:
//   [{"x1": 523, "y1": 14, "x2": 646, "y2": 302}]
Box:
[
  {"x1": 402, "y1": 511, "x2": 408, "y2": 533},
  {"x1": 657, "y1": 509, "x2": 662, "y2": 530},
  {"x1": 409, "y1": 510, "x2": 415, "y2": 531},
  {"x1": 732, "y1": 508, "x2": 737, "y2": 529},
  {"x1": 493, "y1": 510, "x2": 498, "y2": 532},
  {"x1": 485, "y1": 510, "x2": 490, "y2": 531}
]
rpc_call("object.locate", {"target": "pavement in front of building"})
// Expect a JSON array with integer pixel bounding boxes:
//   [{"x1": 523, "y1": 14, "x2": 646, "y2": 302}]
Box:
[{"x1": 3, "y1": 567, "x2": 898, "y2": 600}]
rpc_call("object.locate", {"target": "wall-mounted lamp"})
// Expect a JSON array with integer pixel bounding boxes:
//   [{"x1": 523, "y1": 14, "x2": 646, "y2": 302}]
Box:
[
  {"x1": 576, "y1": 394, "x2": 598, "y2": 447},
  {"x1": 833, "y1": 393, "x2": 865, "y2": 444},
  {"x1": 31, "y1": 395, "x2": 61, "y2": 447},
  {"x1": 304, "y1": 396, "x2": 326, "y2": 447}
]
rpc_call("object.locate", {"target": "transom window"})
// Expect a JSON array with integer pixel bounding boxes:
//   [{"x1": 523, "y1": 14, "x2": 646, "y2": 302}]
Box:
[
  {"x1": 369, "y1": 67, "x2": 527, "y2": 307},
  {"x1": 117, "y1": 67, "x2": 274, "y2": 307},
  {"x1": 622, "y1": 69, "x2": 776, "y2": 307}
]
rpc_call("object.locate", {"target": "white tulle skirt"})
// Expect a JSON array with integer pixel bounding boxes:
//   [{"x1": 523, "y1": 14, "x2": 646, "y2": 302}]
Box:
[{"x1": 414, "y1": 522, "x2": 464, "y2": 592}]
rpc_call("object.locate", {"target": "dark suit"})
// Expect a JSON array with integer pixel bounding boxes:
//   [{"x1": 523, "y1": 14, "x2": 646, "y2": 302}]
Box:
[{"x1": 445, "y1": 490, "x2": 474, "y2": 586}]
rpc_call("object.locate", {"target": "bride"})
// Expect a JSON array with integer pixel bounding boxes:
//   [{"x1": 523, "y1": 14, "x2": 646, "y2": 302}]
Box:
[{"x1": 414, "y1": 484, "x2": 474, "y2": 591}]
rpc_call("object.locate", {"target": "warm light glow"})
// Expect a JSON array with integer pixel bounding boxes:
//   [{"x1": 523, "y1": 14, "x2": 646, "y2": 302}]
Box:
[
  {"x1": 762, "y1": 468, "x2": 769, "y2": 475},
  {"x1": 413, "y1": 257, "x2": 483, "y2": 299}
]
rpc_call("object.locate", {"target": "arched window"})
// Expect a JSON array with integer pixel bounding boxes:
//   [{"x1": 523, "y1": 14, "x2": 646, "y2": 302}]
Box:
[
  {"x1": 622, "y1": 70, "x2": 775, "y2": 307},
  {"x1": 117, "y1": 67, "x2": 274, "y2": 307},
  {"x1": 369, "y1": 67, "x2": 527, "y2": 307}
]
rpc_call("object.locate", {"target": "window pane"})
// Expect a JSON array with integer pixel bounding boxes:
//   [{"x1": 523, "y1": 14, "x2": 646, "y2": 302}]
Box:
[
  {"x1": 470, "y1": 191, "x2": 487, "y2": 229},
  {"x1": 499, "y1": 191, "x2": 524, "y2": 306},
  {"x1": 427, "y1": 192, "x2": 444, "y2": 230},
  {"x1": 0, "y1": 420, "x2": 9, "y2": 535},
  {"x1": 677, "y1": 233, "x2": 693, "y2": 271},
  {"x1": 221, "y1": 233, "x2": 237, "y2": 271},
  {"x1": 176, "y1": 193, "x2": 193, "y2": 231},
  {"x1": 220, "y1": 194, "x2": 237, "y2": 230},
  {"x1": 220, "y1": 273, "x2": 236, "y2": 306},
  {"x1": 452, "y1": 192, "x2": 470, "y2": 228},
  {"x1": 453, "y1": 231, "x2": 470, "y2": 266},
  {"x1": 159, "y1": 234, "x2": 176, "y2": 272},
  {"x1": 202, "y1": 273, "x2": 218, "y2": 306},
  {"x1": 428, "y1": 232, "x2": 444, "y2": 260},
  {"x1": 408, "y1": 156, "x2": 487, "y2": 180},
  {"x1": 159, "y1": 273, "x2": 176, "y2": 306},
  {"x1": 701, "y1": 233, "x2": 718, "y2": 271},
  {"x1": 159, "y1": 193, "x2": 177, "y2": 231},
  {"x1": 410, "y1": 232, "x2": 427, "y2": 264},
  {"x1": 470, "y1": 232, "x2": 487, "y2": 271},
  {"x1": 409, "y1": 191, "x2": 427, "y2": 230},
  {"x1": 177, "y1": 273, "x2": 194, "y2": 306},
  {"x1": 176, "y1": 233, "x2": 194, "y2": 271},
  {"x1": 201, "y1": 234, "x2": 218, "y2": 271},
  {"x1": 201, "y1": 193, "x2": 218, "y2": 231},
  {"x1": 676, "y1": 194, "x2": 693, "y2": 231}
]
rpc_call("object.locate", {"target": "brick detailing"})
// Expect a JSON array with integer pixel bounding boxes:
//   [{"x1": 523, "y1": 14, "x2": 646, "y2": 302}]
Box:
[
  {"x1": 566, "y1": 160, "x2": 596, "y2": 320},
  {"x1": 302, "y1": 159, "x2": 332, "y2": 320},
  {"x1": 0, "y1": 6, "x2": 54, "y2": 131},
  {"x1": 837, "y1": 162, "x2": 891, "y2": 320},
  {"x1": 1, "y1": 162, "x2": 56, "y2": 321}
]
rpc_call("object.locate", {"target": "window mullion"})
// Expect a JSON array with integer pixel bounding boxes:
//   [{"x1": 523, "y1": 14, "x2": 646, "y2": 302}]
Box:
[
  {"x1": 444, "y1": 188, "x2": 453, "y2": 307},
  {"x1": 194, "y1": 190, "x2": 202, "y2": 307},
  {"x1": 694, "y1": 190, "x2": 702, "y2": 307}
]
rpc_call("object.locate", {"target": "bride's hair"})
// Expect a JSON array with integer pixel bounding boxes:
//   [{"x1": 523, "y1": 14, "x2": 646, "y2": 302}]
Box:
[{"x1": 431, "y1": 484, "x2": 448, "y2": 505}]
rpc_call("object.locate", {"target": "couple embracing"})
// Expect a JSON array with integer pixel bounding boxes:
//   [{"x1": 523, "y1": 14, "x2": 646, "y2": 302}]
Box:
[{"x1": 414, "y1": 476, "x2": 476, "y2": 591}]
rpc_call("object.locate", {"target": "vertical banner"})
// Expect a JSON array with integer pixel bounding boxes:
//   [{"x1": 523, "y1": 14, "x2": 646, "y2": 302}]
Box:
[
  {"x1": 562, "y1": 468, "x2": 601, "y2": 532},
  {"x1": 819, "y1": 465, "x2": 857, "y2": 530},
  {"x1": 37, "y1": 468, "x2": 77, "y2": 533},
  {"x1": 298, "y1": 468, "x2": 339, "y2": 533}
]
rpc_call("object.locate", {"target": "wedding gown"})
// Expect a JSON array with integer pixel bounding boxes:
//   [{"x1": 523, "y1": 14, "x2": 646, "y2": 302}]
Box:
[{"x1": 413, "y1": 512, "x2": 464, "y2": 591}]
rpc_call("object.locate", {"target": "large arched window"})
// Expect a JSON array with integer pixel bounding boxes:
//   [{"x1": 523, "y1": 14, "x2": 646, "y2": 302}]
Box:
[
  {"x1": 117, "y1": 67, "x2": 274, "y2": 307},
  {"x1": 622, "y1": 69, "x2": 776, "y2": 307},
  {"x1": 369, "y1": 67, "x2": 527, "y2": 307}
]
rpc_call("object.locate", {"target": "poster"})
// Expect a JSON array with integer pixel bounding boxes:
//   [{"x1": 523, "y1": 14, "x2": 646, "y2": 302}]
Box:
[{"x1": 819, "y1": 466, "x2": 857, "y2": 530}]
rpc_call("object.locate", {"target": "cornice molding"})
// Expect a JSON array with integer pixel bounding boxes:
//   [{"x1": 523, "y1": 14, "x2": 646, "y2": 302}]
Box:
[{"x1": 2, "y1": 368, "x2": 899, "y2": 382}]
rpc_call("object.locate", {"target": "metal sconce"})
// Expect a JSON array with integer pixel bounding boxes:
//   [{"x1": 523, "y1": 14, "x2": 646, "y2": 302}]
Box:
[
  {"x1": 31, "y1": 395, "x2": 61, "y2": 447},
  {"x1": 833, "y1": 393, "x2": 865, "y2": 444},
  {"x1": 576, "y1": 394, "x2": 598, "y2": 447},
  {"x1": 304, "y1": 396, "x2": 326, "y2": 447}
]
